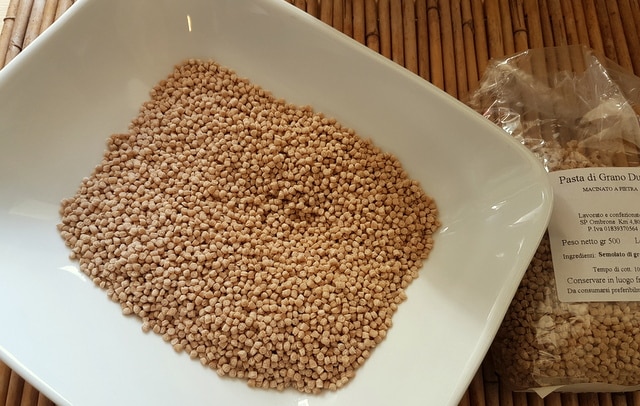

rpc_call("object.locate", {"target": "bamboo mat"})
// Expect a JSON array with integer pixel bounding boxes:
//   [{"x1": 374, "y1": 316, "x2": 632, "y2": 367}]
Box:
[{"x1": 2, "y1": 0, "x2": 640, "y2": 405}]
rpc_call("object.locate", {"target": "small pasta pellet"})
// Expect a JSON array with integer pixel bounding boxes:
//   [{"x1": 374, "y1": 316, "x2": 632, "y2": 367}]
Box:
[{"x1": 57, "y1": 59, "x2": 440, "y2": 393}]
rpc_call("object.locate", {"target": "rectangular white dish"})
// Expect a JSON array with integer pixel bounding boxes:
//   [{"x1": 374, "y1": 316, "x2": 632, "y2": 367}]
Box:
[{"x1": 0, "y1": 0, "x2": 552, "y2": 405}]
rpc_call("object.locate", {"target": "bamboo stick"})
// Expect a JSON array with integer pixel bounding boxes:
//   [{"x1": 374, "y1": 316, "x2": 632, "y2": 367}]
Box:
[
  {"x1": 460, "y1": 0, "x2": 478, "y2": 92},
  {"x1": 546, "y1": 392, "x2": 564, "y2": 406},
  {"x1": 6, "y1": 371, "x2": 25, "y2": 406},
  {"x1": 593, "y1": 0, "x2": 617, "y2": 62},
  {"x1": 470, "y1": 0, "x2": 489, "y2": 76},
  {"x1": 39, "y1": 0, "x2": 59, "y2": 33},
  {"x1": 482, "y1": 349, "x2": 498, "y2": 378},
  {"x1": 36, "y1": 392, "x2": 55, "y2": 406},
  {"x1": 498, "y1": 0, "x2": 515, "y2": 56},
  {"x1": 20, "y1": 381, "x2": 39, "y2": 406},
  {"x1": 523, "y1": 1, "x2": 557, "y2": 143},
  {"x1": 630, "y1": 0, "x2": 640, "y2": 41},
  {"x1": 599, "y1": 393, "x2": 614, "y2": 406},
  {"x1": 352, "y1": 0, "x2": 365, "y2": 45},
  {"x1": 427, "y1": 0, "x2": 444, "y2": 90},
  {"x1": 0, "y1": 0, "x2": 20, "y2": 67},
  {"x1": 364, "y1": 0, "x2": 379, "y2": 52},
  {"x1": 389, "y1": 0, "x2": 404, "y2": 66},
  {"x1": 458, "y1": 390, "x2": 472, "y2": 406},
  {"x1": 332, "y1": 0, "x2": 343, "y2": 32},
  {"x1": 547, "y1": 0, "x2": 573, "y2": 71},
  {"x1": 538, "y1": 0, "x2": 556, "y2": 47},
  {"x1": 560, "y1": 0, "x2": 586, "y2": 73},
  {"x1": 482, "y1": 356, "x2": 499, "y2": 406},
  {"x1": 22, "y1": 0, "x2": 46, "y2": 48},
  {"x1": 578, "y1": 392, "x2": 601, "y2": 406},
  {"x1": 1, "y1": 360, "x2": 11, "y2": 405},
  {"x1": 378, "y1": 0, "x2": 391, "y2": 58},
  {"x1": 451, "y1": 0, "x2": 469, "y2": 100},
  {"x1": 499, "y1": 382, "x2": 514, "y2": 406},
  {"x1": 604, "y1": 0, "x2": 633, "y2": 72},
  {"x1": 485, "y1": 0, "x2": 505, "y2": 59},
  {"x1": 561, "y1": 393, "x2": 581, "y2": 406},
  {"x1": 542, "y1": 4, "x2": 578, "y2": 143},
  {"x1": 416, "y1": 0, "x2": 430, "y2": 81},
  {"x1": 511, "y1": 0, "x2": 529, "y2": 51},
  {"x1": 402, "y1": 0, "x2": 418, "y2": 74},
  {"x1": 4, "y1": 0, "x2": 35, "y2": 65},
  {"x1": 467, "y1": 367, "x2": 486, "y2": 406},
  {"x1": 581, "y1": 0, "x2": 605, "y2": 59},
  {"x1": 597, "y1": 3, "x2": 636, "y2": 170},
  {"x1": 509, "y1": 0, "x2": 545, "y2": 143},
  {"x1": 547, "y1": 0, "x2": 569, "y2": 59},
  {"x1": 537, "y1": 0, "x2": 559, "y2": 89},
  {"x1": 524, "y1": 0, "x2": 547, "y2": 80},
  {"x1": 528, "y1": 392, "x2": 545, "y2": 406},
  {"x1": 292, "y1": 0, "x2": 306, "y2": 12},
  {"x1": 54, "y1": 0, "x2": 71, "y2": 20},
  {"x1": 306, "y1": 0, "x2": 319, "y2": 18},
  {"x1": 570, "y1": 0, "x2": 590, "y2": 46},
  {"x1": 438, "y1": 0, "x2": 456, "y2": 95},
  {"x1": 614, "y1": 0, "x2": 640, "y2": 74},
  {"x1": 612, "y1": 393, "x2": 629, "y2": 406},
  {"x1": 538, "y1": 0, "x2": 563, "y2": 104},
  {"x1": 560, "y1": 0, "x2": 579, "y2": 45},
  {"x1": 343, "y1": 0, "x2": 353, "y2": 38},
  {"x1": 320, "y1": 0, "x2": 332, "y2": 25},
  {"x1": 512, "y1": 391, "x2": 528, "y2": 406}
]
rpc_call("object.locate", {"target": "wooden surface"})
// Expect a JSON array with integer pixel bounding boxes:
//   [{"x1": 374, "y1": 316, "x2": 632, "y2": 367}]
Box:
[
  {"x1": 2, "y1": 0, "x2": 640, "y2": 405},
  {"x1": 0, "y1": 0, "x2": 9, "y2": 32}
]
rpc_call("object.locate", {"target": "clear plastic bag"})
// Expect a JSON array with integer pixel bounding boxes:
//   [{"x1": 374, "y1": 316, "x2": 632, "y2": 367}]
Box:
[{"x1": 468, "y1": 45, "x2": 640, "y2": 393}]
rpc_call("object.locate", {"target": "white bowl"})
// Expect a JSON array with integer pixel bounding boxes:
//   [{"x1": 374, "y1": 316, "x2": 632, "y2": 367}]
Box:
[{"x1": 0, "y1": 0, "x2": 552, "y2": 405}]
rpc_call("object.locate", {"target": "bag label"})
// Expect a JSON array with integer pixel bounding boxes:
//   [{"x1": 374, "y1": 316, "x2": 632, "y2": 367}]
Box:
[{"x1": 548, "y1": 167, "x2": 640, "y2": 302}]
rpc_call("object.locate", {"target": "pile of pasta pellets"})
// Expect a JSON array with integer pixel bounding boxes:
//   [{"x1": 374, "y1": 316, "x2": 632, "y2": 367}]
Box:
[
  {"x1": 57, "y1": 59, "x2": 440, "y2": 393},
  {"x1": 493, "y1": 139, "x2": 640, "y2": 389}
]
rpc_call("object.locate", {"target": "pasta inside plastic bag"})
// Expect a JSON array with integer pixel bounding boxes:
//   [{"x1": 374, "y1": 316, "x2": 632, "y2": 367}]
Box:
[{"x1": 468, "y1": 45, "x2": 640, "y2": 393}]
